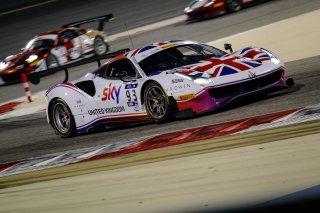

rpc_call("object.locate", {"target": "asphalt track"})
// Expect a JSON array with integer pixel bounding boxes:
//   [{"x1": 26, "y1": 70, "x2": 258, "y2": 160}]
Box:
[{"x1": 0, "y1": 0, "x2": 320, "y2": 163}]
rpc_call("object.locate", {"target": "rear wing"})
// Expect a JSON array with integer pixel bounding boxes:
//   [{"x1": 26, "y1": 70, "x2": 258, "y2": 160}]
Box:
[
  {"x1": 28, "y1": 48, "x2": 130, "y2": 85},
  {"x1": 62, "y1": 14, "x2": 114, "y2": 31}
]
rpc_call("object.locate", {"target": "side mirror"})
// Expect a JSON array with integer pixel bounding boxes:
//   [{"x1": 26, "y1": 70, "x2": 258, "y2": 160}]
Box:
[
  {"x1": 115, "y1": 71, "x2": 130, "y2": 82},
  {"x1": 28, "y1": 72, "x2": 40, "y2": 85},
  {"x1": 224, "y1": 43, "x2": 233, "y2": 53}
]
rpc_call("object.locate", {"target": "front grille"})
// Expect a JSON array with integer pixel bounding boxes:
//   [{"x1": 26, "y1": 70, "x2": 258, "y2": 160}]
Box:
[{"x1": 209, "y1": 69, "x2": 283, "y2": 99}]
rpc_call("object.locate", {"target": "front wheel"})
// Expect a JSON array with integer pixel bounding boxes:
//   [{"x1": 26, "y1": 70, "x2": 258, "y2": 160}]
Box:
[
  {"x1": 226, "y1": 0, "x2": 242, "y2": 12},
  {"x1": 51, "y1": 99, "x2": 76, "y2": 138},
  {"x1": 144, "y1": 82, "x2": 172, "y2": 123}
]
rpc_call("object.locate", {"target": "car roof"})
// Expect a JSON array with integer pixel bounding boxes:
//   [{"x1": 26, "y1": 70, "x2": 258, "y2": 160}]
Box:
[
  {"x1": 37, "y1": 27, "x2": 84, "y2": 37},
  {"x1": 125, "y1": 40, "x2": 198, "y2": 63},
  {"x1": 38, "y1": 29, "x2": 61, "y2": 36}
]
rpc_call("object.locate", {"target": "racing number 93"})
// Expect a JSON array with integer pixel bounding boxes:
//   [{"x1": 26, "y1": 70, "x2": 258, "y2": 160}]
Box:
[{"x1": 126, "y1": 90, "x2": 137, "y2": 102}]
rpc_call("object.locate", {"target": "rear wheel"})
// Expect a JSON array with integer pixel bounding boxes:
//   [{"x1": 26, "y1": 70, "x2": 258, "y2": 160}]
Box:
[
  {"x1": 94, "y1": 36, "x2": 108, "y2": 56},
  {"x1": 144, "y1": 82, "x2": 172, "y2": 123},
  {"x1": 51, "y1": 99, "x2": 76, "y2": 138},
  {"x1": 226, "y1": 0, "x2": 242, "y2": 12}
]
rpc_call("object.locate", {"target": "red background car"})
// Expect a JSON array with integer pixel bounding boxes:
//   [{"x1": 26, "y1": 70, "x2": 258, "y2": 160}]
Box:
[{"x1": 184, "y1": 0, "x2": 258, "y2": 20}]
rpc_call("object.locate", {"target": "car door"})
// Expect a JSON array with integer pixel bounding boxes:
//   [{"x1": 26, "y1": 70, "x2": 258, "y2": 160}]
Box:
[
  {"x1": 92, "y1": 58, "x2": 146, "y2": 120},
  {"x1": 56, "y1": 29, "x2": 82, "y2": 62}
]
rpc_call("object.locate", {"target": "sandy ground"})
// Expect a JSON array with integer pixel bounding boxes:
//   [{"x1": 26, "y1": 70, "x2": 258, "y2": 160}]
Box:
[
  {"x1": 209, "y1": 9, "x2": 320, "y2": 63},
  {"x1": 0, "y1": 120, "x2": 320, "y2": 213}
]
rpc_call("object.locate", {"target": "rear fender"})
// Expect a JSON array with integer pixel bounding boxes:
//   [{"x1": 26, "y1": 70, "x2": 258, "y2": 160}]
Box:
[{"x1": 45, "y1": 83, "x2": 99, "y2": 128}]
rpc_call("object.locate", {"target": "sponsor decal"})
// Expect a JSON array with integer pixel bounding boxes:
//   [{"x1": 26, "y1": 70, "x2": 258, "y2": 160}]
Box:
[
  {"x1": 88, "y1": 108, "x2": 105, "y2": 115},
  {"x1": 126, "y1": 90, "x2": 138, "y2": 107},
  {"x1": 166, "y1": 84, "x2": 191, "y2": 92},
  {"x1": 88, "y1": 106, "x2": 125, "y2": 115},
  {"x1": 171, "y1": 79, "x2": 184, "y2": 84},
  {"x1": 248, "y1": 71, "x2": 257, "y2": 79},
  {"x1": 125, "y1": 83, "x2": 138, "y2": 89},
  {"x1": 161, "y1": 43, "x2": 178, "y2": 49},
  {"x1": 101, "y1": 83, "x2": 121, "y2": 104},
  {"x1": 178, "y1": 93, "x2": 196, "y2": 101},
  {"x1": 133, "y1": 106, "x2": 140, "y2": 112},
  {"x1": 127, "y1": 101, "x2": 138, "y2": 107}
]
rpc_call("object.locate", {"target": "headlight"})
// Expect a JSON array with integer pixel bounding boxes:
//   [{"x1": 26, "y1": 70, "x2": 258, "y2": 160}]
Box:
[
  {"x1": 175, "y1": 73, "x2": 213, "y2": 84},
  {"x1": 261, "y1": 48, "x2": 280, "y2": 64},
  {"x1": 0, "y1": 62, "x2": 8, "y2": 70},
  {"x1": 175, "y1": 73, "x2": 192, "y2": 81},
  {"x1": 193, "y1": 77, "x2": 212, "y2": 84},
  {"x1": 270, "y1": 58, "x2": 280, "y2": 64},
  {"x1": 26, "y1": 54, "x2": 38, "y2": 63}
]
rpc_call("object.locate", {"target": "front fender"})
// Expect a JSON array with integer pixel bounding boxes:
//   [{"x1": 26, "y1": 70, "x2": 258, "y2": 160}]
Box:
[{"x1": 147, "y1": 73, "x2": 204, "y2": 101}]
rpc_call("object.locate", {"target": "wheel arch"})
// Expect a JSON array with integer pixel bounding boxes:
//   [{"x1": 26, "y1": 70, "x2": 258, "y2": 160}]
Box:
[
  {"x1": 140, "y1": 80, "x2": 162, "y2": 104},
  {"x1": 47, "y1": 96, "x2": 76, "y2": 125},
  {"x1": 47, "y1": 97, "x2": 64, "y2": 124},
  {"x1": 93, "y1": 35, "x2": 109, "y2": 55}
]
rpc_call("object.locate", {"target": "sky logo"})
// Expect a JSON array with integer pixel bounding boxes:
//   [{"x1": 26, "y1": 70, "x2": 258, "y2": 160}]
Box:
[{"x1": 101, "y1": 83, "x2": 121, "y2": 104}]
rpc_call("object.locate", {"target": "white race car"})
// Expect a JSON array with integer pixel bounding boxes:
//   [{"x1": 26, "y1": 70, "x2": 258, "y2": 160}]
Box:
[{"x1": 44, "y1": 40, "x2": 294, "y2": 137}]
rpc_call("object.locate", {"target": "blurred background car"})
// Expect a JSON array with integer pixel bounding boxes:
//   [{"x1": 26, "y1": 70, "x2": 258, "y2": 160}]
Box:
[
  {"x1": 184, "y1": 0, "x2": 259, "y2": 20},
  {"x1": 0, "y1": 14, "x2": 113, "y2": 84}
]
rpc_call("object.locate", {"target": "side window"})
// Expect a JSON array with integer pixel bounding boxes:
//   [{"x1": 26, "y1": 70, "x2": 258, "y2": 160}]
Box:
[
  {"x1": 58, "y1": 30, "x2": 77, "y2": 43},
  {"x1": 102, "y1": 59, "x2": 138, "y2": 79},
  {"x1": 74, "y1": 29, "x2": 86, "y2": 36}
]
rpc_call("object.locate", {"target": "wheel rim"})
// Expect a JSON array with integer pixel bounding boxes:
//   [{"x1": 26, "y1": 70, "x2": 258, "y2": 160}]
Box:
[
  {"x1": 94, "y1": 38, "x2": 107, "y2": 55},
  {"x1": 47, "y1": 56, "x2": 59, "y2": 68},
  {"x1": 146, "y1": 86, "x2": 167, "y2": 119},
  {"x1": 53, "y1": 103, "x2": 70, "y2": 134},
  {"x1": 228, "y1": 0, "x2": 241, "y2": 11}
]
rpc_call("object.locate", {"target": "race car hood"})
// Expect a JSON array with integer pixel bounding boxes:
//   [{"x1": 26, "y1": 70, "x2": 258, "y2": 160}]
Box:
[
  {"x1": 173, "y1": 55, "x2": 272, "y2": 79},
  {"x1": 4, "y1": 50, "x2": 41, "y2": 64},
  {"x1": 1, "y1": 49, "x2": 47, "y2": 73}
]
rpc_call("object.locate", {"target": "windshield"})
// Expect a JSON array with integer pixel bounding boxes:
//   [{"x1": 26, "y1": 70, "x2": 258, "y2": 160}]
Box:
[
  {"x1": 24, "y1": 38, "x2": 55, "y2": 51},
  {"x1": 138, "y1": 43, "x2": 226, "y2": 75}
]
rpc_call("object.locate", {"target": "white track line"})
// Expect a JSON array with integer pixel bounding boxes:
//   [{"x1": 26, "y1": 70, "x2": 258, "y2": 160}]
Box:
[
  {"x1": 0, "y1": 0, "x2": 57, "y2": 16},
  {"x1": 109, "y1": 15, "x2": 186, "y2": 41}
]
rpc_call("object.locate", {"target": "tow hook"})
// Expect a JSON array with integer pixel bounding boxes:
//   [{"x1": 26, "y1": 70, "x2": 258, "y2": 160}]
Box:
[{"x1": 285, "y1": 78, "x2": 295, "y2": 87}]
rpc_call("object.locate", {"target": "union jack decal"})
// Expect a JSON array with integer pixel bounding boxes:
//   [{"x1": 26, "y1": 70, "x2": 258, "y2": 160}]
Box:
[{"x1": 180, "y1": 56, "x2": 263, "y2": 78}]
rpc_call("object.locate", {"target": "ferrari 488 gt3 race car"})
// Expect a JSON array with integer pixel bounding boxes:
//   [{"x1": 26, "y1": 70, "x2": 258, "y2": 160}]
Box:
[
  {"x1": 184, "y1": 0, "x2": 261, "y2": 20},
  {"x1": 0, "y1": 14, "x2": 113, "y2": 84},
  {"x1": 43, "y1": 40, "x2": 294, "y2": 137}
]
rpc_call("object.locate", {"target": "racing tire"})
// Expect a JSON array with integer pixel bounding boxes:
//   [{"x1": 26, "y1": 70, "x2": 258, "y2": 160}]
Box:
[
  {"x1": 93, "y1": 36, "x2": 108, "y2": 56},
  {"x1": 51, "y1": 99, "x2": 76, "y2": 138},
  {"x1": 144, "y1": 82, "x2": 173, "y2": 123},
  {"x1": 226, "y1": 0, "x2": 242, "y2": 12},
  {"x1": 45, "y1": 54, "x2": 60, "y2": 69}
]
